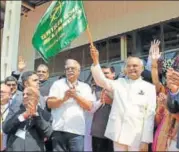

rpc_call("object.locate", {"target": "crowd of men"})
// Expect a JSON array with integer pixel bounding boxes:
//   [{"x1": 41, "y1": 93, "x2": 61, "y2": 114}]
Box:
[{"x1": 0, "y1": 40, "x2": 179, "y2": 151}]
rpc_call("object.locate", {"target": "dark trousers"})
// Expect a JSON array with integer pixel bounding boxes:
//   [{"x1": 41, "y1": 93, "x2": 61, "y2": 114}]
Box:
[
  {"x1": 52, "y1": 131, "x2": 84, "y2": 152},
  {"x1": 45, "y1": 139, "x2": 53, "y2": 152},
  {"x1": 92, "y1": 136, "x2": 114, "y2": 152}
]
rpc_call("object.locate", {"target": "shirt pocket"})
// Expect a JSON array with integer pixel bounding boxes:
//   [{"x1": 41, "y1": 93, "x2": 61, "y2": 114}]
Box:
[{"x1": 132, "y1": 94, "x2": 148, "y2": 118}]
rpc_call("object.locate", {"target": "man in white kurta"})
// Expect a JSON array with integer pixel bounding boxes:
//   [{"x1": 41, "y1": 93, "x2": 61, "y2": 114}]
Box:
[{"x1": 90, "y1": 46, "x2": 156, "y2": 151}]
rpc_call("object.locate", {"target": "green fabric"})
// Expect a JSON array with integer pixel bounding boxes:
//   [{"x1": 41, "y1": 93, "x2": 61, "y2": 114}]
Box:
[{"x1": 32, "y1": 1, "x2": 87, "y2": 62}]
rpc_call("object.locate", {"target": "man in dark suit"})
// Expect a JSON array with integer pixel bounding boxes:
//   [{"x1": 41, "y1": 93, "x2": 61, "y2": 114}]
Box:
[
  {"x1": 91, "y1": 65, "x2": 115, "y2": 152},
  {"x1": 4, "y1": 76, "x2": 23, "y2": 108},
  {"x1": 2, "y1": 87, "x2": 53, "y2": 151},
  {"x1": 1, "y1": 84, "x2": 11, "y2": 151},
  {"x1": 21, "y1": 71, "x2": 46, "y2": 109}
]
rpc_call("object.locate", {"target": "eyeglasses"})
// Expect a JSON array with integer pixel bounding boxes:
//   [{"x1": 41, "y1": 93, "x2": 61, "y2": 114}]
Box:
[
  {"x1": 6, "y1": 83, "x2": 17, "y2": 87},
  {"x1": 23, "y1": 93, "x2": 32, "y2": 96},
  {"x1": 65, "y1": 67, "x2": 78, "y2": 71}
]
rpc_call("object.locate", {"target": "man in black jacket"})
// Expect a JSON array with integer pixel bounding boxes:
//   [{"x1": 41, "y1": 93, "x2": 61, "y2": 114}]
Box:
[{"x1": 3, "y1": 87, "x2": 53, "y2": 151}]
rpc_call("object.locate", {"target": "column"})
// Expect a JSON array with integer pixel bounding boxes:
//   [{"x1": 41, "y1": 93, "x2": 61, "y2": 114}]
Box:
[{"x1": 1, "y1": 1, "x2": 22, "y2": 81}]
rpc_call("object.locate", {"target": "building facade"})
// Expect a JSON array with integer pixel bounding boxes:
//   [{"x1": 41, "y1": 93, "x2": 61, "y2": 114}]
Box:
[{"x1": 1, "y1": 1, "x2": 179, "y2": 82}]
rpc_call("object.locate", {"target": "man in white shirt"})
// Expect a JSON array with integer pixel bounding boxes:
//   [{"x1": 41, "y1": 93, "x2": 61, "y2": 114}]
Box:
[
  {"x1": 90, "y1": 46, "x2": 156, "y2": 151},
  {"x1": 0, "y1": 84, "x2": 11, "y2": 151},
  {"x1": 47, "y1": 59, "x2": 96, "y2": 151}
]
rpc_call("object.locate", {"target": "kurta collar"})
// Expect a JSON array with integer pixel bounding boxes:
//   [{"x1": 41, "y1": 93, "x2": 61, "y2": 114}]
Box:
[
  {"x1": 66, "y1": 79, "x2": 79, "y2": 88},
  {"x1": 127, "y1": 76, "x2": 142, "y2": 83}
]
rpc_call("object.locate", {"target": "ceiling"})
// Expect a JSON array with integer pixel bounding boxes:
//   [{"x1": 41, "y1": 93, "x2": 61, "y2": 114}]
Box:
[{"x1": 0, "y1": 0, "x2": 51, "y2": 29}]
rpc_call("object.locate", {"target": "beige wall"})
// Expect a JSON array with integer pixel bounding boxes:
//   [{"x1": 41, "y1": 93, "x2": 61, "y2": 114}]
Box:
[{"x1": 16, "y1": 1, "x2": 179, "y2": 70}]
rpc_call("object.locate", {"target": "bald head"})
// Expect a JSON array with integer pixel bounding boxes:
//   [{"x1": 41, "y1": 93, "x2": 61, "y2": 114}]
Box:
[
  {"x1": 65, "y1": 59, "x2": 81, "y2": 83},
  {"x1": 124, "y1": 56, "x2": 144, "y2": 80},
  {"x1": 1, "y1": 84, "x2": 11, "y2": 105}
]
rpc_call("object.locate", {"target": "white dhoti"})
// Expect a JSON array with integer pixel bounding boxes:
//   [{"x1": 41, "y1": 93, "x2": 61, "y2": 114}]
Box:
[{"x1": 113, "y1": 142, "x2": 140, "y2": 151}]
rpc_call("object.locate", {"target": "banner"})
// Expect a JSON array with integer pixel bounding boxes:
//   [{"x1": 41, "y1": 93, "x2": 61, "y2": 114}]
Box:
[{"x1": 32, "y1": 1, "x2": 88, "y2": 62}]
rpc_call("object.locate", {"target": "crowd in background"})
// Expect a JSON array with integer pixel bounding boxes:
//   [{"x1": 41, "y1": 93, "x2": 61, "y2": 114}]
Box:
[{"x1": 0, "y1": 39, "x2": 179, "y2": 151}]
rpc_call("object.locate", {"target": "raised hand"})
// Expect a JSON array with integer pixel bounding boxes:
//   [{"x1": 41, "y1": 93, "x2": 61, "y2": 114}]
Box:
[
  {"x1": 150, "y1": 40, "x2": 161, "y2": 62},
  {"x1": 90, "y1": 45, "x2": 99, "y2": 65},
  {"x1": 166, "y1": 68, "x2": 179, "y2": 87},
  {"x1": 27, "y1": 100, "x2": 37, "y2": 116},
  {"x1": 18, "y1": 56, "x2": 26, "y2": 72}
]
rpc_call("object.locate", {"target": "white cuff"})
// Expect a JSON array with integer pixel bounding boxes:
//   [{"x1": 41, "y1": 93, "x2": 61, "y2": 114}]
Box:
[
  {"x1": 90, "y1": 100, "x2": 102, "y2": 113},
  {"x1": 91, "y1": 63, "x2": 100, "y2": 69},
  {"x1": 18, "y1": 114, "x2": 26, "y2": 122}
]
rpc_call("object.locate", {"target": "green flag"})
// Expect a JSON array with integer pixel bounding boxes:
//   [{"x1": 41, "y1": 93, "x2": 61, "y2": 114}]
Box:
[{"x1": 32, "y1": 1, "x2": 88, "y2": 62}]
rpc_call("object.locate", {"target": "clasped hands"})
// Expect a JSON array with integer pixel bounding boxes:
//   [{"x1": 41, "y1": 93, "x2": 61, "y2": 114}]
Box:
[
  {"x1": 63, "y1": 87, "x2": 78, "y2": 102},
  {"x1": 23, "y1": 100, "x2": 38, "y2": 118},
  {"x1": 47, "y1": 87, "x2": 78, "y2": 108}
]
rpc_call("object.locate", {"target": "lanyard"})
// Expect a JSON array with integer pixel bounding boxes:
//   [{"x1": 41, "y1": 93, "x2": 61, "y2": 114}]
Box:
[
  {"x1": 1, "y1": 103, "x2": 10, "y2": 119},
  {"x1": 66, "y1": 78, "x2": 78, "y2": 89}
]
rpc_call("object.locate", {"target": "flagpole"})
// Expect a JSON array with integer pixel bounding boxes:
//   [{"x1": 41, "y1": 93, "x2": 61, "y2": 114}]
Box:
[{"x1": 86, "y1": 25, "x2": 94, "y2": 47}]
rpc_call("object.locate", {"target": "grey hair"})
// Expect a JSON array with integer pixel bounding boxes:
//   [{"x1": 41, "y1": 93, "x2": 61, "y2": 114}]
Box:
[
  {"x1": 65, "y1": 59, "x2": 81, "y2": 71},
  {"x1": 124, "y1": 56, "x2": 144, "y2": 68}
]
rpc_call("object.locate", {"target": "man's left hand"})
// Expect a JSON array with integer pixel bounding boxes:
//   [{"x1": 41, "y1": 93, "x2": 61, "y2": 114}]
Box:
[
  {"x1": 167, "y1": 68, "x2": 179, "y2": 87},
  {"x1": 68, "y1": 88, "x2": 78, "y2": 99},
  {"x1": 139, "y1": 142, "x2": 148, "y2": 152}
]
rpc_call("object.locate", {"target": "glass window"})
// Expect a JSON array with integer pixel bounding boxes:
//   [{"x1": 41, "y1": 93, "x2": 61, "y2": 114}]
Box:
[
  {"x1": 95, "y1": 41, "x2": 107, "y2": 64},
  {"x1": 53, "y1": 50, "x2": 69, "y2": 74},
  {"x1": 82, "y1": 45, "x2": 92, "y2": 68},
  {"x1": 108, "y1": 37, "x2": 121, "y2": 62},
  {"x1": 79, "y1": 68, "x2": 91, "y2": 83},
  {"x1": 127, "y1": 25, "x2": 161, "y2": 57},
  {"x1": 163, "y1": 20, "x2": 179, "y2": 51},
  {"x1": 111, "y1": 61, "x2": 125, "y2": 77}
]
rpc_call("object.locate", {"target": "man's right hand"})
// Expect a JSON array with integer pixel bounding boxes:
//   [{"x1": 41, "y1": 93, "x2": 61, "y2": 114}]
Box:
[
  {"x1": 167, "y1": 68, "x2": 179, "y2": 87},
  {"x1": 63, "y1": 90, "x2": 71, "y2": 102},
  {"x1": 18, "y1": 56, "x2": 26, "y2": 72},
  {"x1": 90, "y1": 45, "x2": 99, "y2": 65},
  {"x1": 47, "y1": 97, "x2": 61, "y2": 109},
  {"x1": 47, "y1": 92, "x2": 70, "y2": 109}
]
